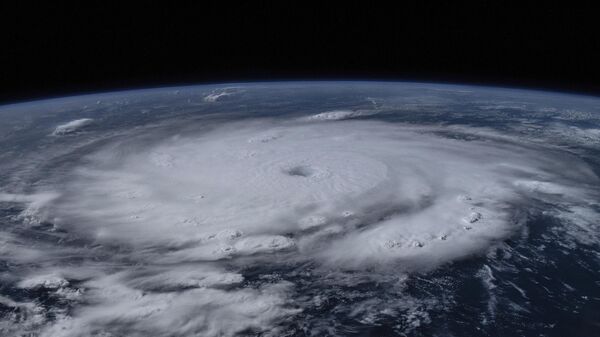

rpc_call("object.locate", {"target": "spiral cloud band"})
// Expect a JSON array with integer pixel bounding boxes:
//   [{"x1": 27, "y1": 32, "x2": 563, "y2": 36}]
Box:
[
  {"x1": 49, "y1": 120, "x2": 596, "y2": 268},
  {"x1": 6, "y1": 116, "x2": 600, "y2": 336}
]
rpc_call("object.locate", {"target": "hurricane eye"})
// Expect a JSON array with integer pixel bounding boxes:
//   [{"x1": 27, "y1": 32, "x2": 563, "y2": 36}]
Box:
[{"x1": 284, "y1": 165, "x2": 315, "y2": 177}]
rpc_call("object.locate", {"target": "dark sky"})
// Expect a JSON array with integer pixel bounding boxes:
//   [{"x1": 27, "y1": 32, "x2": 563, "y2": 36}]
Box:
[{"x1": 1, "y1": 2, "x2": 599, "y2": 103}]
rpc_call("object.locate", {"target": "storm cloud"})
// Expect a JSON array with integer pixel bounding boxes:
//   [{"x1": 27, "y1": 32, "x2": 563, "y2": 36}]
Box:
[{"x1": 3, "y1": 116, "x2": 599, "y2": 336}]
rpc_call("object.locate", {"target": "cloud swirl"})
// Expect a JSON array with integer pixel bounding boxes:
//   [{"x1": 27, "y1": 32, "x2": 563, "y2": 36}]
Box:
[{"x1": 3, "y1": 117, "x2": 599, "y2": 336}]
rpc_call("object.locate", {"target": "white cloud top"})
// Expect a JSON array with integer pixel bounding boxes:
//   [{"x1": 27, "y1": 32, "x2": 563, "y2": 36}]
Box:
[
  {"x1": 47, "y1": 121, "x2": 597, "y2": 269},
  {"x1": 4, "y1": 118, "x2": 599, "y2": 336},
  {"x1": 307, "y1": 110, "x2": 365, "y2": 120},
  {"x1": 51, "y1": 118, "x2": 94, "y2": 135},
  {"x1": 203, "y1": 87, "x2": 240, "y2": 102}
]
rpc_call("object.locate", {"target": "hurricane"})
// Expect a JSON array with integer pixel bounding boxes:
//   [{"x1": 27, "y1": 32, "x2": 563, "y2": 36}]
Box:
[{"x1": 1, "y1": 82, "x2": 599, "y2": 336}]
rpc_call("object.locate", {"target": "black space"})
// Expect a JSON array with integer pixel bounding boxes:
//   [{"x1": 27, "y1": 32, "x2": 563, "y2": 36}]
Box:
[{"x1": 1, "y1": 2, "x2": 599, "y2": 104}]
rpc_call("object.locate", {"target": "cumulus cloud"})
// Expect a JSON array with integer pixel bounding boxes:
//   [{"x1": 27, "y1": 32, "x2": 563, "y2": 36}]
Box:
[
  {"x1": 51, "y1": 118, "x2": 94, "y2": 136},
  {"x1": 3, "y1": 118, "x2": 599, "y2": 335},
  {"x1": 39, "y1": 274, "x2": 298, "y2": 337},
  {"x1": 17, "y1": 273, "x2": 70, "y2": 289},
  {"x1": 0, "y1": 192, "x2": 59, "y2": 225},
  {"x1": 203, "y1": 87, "x2": 241, "y2": 102},
  {"x1": 306, "y1": 110, "x2": 366, "y2": 120}
]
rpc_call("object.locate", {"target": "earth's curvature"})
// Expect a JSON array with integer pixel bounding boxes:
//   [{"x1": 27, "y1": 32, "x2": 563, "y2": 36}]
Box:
[{"x1": 0, "y1": 82, "x2": 599, "y2": 337}]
